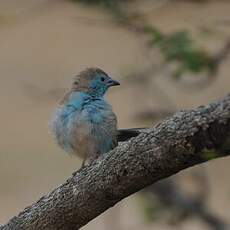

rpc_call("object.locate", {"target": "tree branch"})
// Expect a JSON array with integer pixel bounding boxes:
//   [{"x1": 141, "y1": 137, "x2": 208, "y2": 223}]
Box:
[{"x1": 2, "y1": 94, "x2": 230, "y2": 230}]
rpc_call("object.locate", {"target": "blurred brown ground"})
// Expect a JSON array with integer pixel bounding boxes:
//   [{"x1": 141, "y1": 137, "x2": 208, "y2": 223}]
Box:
[{"x1": 0, "y1": 0, "x2": 230, "y2": 229}]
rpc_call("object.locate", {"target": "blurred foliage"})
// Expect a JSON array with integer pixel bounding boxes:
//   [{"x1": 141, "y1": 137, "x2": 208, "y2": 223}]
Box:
[
  {"x1": 73, "y1": 0, "x2": 123, "y2": 9},
  {"x1": 144, "y1": 26, "x2": 215, "y2": 78},
  {"x1": 201, "y1": 148, "x2": 218, "y2": 160},
  {"x1": 139, "y1": 179, "x2": 229, "y2": 229},
  {"x1": 73, "y1": 0, "x2": 216, "y2": 79},
  {"x1": 71, "y1": 0, "x2": 130, "y2": 20},
  {"x1": 139, "y1": 192, "x2": 169, "y2": 223},
  {"x1": 74, "y1": 0, "x2": 129, "y2": 4}
]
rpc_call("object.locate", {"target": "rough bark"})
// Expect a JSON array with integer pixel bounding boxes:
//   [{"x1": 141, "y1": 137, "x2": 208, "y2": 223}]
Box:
[{"x1": 1, "y1": 94, "x2": 230, "y2": 230}]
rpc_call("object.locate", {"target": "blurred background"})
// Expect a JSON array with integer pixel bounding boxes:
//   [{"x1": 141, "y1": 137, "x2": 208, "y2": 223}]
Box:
[{"x1": 0, "y1": 0, "x2": 230, "y2": 229}]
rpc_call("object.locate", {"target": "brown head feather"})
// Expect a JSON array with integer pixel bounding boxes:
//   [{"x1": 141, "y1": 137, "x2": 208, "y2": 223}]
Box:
[
  {"x1": 59, "y1": 68, "x2": 109, "y2": 105},
  {"x1": 71, "y1": 67, "x2": 109, "y2": 92}
]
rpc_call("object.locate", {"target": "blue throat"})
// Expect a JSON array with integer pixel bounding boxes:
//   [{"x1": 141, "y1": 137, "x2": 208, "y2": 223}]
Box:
[{"x1": 88, "y1": 78, "x2": 108, "y2": 98}]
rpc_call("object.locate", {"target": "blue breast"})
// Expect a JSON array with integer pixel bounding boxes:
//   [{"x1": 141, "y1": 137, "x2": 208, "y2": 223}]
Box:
[{"x1": 52, "y1": 91, "x2": 116, "y2": 155}]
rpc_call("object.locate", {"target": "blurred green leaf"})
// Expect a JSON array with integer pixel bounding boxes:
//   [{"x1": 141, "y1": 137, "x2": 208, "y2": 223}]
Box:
[
  {"x1": 72, "y1": 0, "x2": 129, "y2": 21},
  {"x1": 144, "y1": 28, "x2": 214, "y2": 78},
  {"x1": 201, "y1": 149, "x2": 218, "y2": 160}
]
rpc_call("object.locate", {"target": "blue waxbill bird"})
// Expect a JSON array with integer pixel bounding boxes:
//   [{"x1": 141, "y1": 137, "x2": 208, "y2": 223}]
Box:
[{"x1": 50, "y1": 67, "x2": 140, "y2": 165}]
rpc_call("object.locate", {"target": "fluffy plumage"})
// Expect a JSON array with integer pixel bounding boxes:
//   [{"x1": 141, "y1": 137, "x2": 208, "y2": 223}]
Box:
[
  {"x1": 50, "y1": 68, "x2": 120, "y2": 163},
  {"x1": 50, "y1": 67, "x2": 142, "y2": 165}
]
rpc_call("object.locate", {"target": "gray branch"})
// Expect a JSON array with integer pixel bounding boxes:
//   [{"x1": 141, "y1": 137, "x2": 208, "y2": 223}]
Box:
[{"x1": 2, "y1": 94, "x2": 230, "y2": 230}]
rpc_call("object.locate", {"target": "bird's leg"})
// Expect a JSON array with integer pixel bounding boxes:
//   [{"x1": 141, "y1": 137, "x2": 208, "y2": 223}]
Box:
[
  {"x1": 81, "y1": 153, "x2": 91, "y2": 168},
  {"x1": 81, "y1": 152, "x2": 101, "y2": 168},
  {"x1": 81, "y1": 158, "x2": 86, "y2": 168}
]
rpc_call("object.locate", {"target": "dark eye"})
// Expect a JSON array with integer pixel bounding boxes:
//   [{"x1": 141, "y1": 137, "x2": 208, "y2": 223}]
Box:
[{"x1": 101, "y1": 77, "x2": 105, "y2": 82}]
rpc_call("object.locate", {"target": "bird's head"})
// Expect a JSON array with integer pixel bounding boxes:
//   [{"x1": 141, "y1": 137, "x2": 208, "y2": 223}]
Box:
[{"x1": 71, "y1": 68, "x2": 120, "y2": 98}]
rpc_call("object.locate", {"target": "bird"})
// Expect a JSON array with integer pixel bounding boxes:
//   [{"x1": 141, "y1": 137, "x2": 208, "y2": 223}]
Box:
[{"x1": 50, "y1": 67, "x2": 140, "y2": 165}]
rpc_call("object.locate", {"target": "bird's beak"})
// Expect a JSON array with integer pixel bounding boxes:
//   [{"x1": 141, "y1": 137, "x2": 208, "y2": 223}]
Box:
[{"x1": 107, "y1": 78, "x2": 120, "y2": 87}]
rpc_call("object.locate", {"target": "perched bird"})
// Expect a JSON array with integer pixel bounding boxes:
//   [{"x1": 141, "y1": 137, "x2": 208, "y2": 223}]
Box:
[{"x1": 50, "y1": 68, "x2": 140, "y2": 165}]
